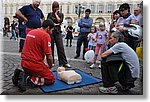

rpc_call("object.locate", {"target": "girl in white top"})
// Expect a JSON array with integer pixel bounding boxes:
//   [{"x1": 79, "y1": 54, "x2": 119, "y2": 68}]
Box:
[{"x1": 87, "y1": 26, "x2": 97, "y2": 51}]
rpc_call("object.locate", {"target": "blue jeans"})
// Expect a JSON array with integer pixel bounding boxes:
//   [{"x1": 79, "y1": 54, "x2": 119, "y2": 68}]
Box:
[
  {"x1": 88, "y1": 45, "x2": 93, "y2": 50},
  {"x1": 10, "y1": 30, "x2": 16, "y2": 40}
]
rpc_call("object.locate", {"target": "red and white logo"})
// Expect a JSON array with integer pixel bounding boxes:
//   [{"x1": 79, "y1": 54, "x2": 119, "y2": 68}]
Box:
[{"x1": 48, "y1": 42, "x2": 51, "y2": 47}]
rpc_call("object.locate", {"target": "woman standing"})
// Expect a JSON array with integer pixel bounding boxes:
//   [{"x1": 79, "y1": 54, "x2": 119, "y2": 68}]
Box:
[{"x1": 47, "y1": 1, "x2": 71, "y2": 68}]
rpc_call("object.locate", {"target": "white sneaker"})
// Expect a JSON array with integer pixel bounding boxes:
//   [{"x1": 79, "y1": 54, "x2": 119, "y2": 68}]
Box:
[
  {"x1": 90, "y1": 64, "x2": 96, "y2": 69},
  {"x1": 99, "y1": 86, "x2": 118, "y2": 94},
  {"x1": 98, "y1": 64, "x2": 101, "y2": 68},
  {"x1": 52, "y1": 64, "x2": 55, "y2": 67},
  {"x1": 63, "y1": 64, "x2": 71, "y2": 68},
  {"x1": 86, "y1": 61, "x2": 90, "y2": 64}
]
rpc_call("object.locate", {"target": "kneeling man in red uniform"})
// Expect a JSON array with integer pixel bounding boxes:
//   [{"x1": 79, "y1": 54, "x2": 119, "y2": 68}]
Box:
[
  {"x1": 12, "y1": 19, "x2": 55, "y2": 91},
  {"x1": 21, "y1": 19, "x2": 55, "y2": 85}
]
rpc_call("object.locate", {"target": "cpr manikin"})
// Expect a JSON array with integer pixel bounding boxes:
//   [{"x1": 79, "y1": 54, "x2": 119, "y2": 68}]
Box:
[{"x1": 57, "y1": 67, "x2": 82, "y2": 84}]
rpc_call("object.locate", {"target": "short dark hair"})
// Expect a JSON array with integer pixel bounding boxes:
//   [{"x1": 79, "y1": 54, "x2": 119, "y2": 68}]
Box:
[
  {"x1": 42, "y1": 19, "x2": 54, "y2": 29},
  {"x1": 113, "y1": 10, "x2": 121, "y2": 16},
  {"x1": 85, "y1": 9, "x2": 91, "y2": 14}
]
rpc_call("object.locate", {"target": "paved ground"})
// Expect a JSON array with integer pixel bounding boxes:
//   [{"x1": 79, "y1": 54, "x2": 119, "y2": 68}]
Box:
[{"x1": 0, "y1": 34, "x2": 143, "y2": 95}]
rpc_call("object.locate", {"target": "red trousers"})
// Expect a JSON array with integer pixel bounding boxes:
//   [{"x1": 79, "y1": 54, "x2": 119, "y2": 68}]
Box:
[{"x1": 22, "y1": 61, "x2": 55, "y2": 86}]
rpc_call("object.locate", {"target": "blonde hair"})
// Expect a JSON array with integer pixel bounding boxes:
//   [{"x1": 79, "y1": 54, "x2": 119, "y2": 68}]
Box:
[{"x1": 99, "y1": 22, "x2": 105, "y2": 27}]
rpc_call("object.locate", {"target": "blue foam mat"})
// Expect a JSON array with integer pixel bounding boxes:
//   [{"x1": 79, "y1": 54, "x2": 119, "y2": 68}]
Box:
[{"x1": 40, "y1": 69, "x2": 102, "y2": 93}]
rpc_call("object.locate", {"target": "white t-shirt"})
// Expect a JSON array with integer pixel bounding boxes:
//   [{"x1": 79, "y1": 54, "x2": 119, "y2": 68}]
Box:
[
  {"x1": 88, "y1": 33, "x2": 96, "y2": 46},
  {"x1": 109, "y1": 42, "x2": 140, "y2": 78}
]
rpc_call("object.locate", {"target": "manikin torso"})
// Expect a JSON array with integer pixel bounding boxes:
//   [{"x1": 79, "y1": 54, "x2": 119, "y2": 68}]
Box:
[{"x1": 57, "y1": 67, "x2": 82, "y2": 84}]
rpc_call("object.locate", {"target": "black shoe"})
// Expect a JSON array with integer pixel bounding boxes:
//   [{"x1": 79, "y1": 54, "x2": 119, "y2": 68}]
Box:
[
  {"x1": 63, "y1": 64, "x2": 71, "y2": 68},
  {"x1": 12, "y1": 68, "x2": 22, "y2": 86},
  {"x1": 19, "y1": 49, "x2": 22, "y2": 53},
  {"x1": 66, "y1": 45, "x2": 68, "y2": 47},
  {"x1": 70, "y1": 45, "x2": 72, "y2": 47},
  {"x1": 82, "y1": 57, "x2": 85, "y2": 60},
  {"x1": 18, "y1": 72, "x2": 29, "y2": 91},
  {"x1": 114, "y1": 81, "x2": 123, "y2": 91},
  {"x1": 122, "y1": 83, "x2": 135, "y2": 91},
  {"x1": 74, "y1": 55, "x2": 79, "y2": 59},
  {"x1": 122, "y1": 86, "x2": 131, "y2": 91}
]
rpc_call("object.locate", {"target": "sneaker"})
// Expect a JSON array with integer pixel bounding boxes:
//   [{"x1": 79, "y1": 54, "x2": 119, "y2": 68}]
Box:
[
  {"x1": 98, "y1": 64, "x2": 101, "y2": 69},
  {"x1": 12, "y1": 68, "x2": 22, "y2": 86},
  {"x1": 52, "y1": 64, "x2": 55, "y2": 67},
  {"x1": 122, "y1": 83, "x2": 135, "y2": 91},
  {"x1": 99, "y1": 86, "x2": 118, "y2": 94},
  {"x1": 63, "y1": 64, "x2": 71, "y2": 68},
  {"x1": 18, "y1": 72, "x2": 29, "y2": 91},
  {"x1": 82, "y1": 57, "x2": 85, "y2": 60},
  {"x1": 86, "y1": 61, "x2": 90, "y2": 64},
  {"x1": 122, "y1": 86, "x2": 133, "y2": 91},
  {"x1": 114, "y1": 81, "x2": 123, "y2": 90},
  {"x1": 90, "y1": 64, "x2": 96, "y2": 69}
]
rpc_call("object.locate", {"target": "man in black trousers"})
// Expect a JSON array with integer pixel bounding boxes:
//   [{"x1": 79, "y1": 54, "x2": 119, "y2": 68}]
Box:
[{"x1": 74, "y1": 9, "x2": 93, "y2": 60}]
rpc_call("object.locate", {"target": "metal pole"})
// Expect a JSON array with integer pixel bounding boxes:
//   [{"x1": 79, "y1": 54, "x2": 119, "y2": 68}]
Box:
[
  {"x1": 75, "y1": 4, "x2": 82, "y2": 19},
  {"x1": 0, "y1": 0, "x2": 4, "y2": 30},
  {"x1": 78, "y1": 4, "x2": 81, "y2": 19}
]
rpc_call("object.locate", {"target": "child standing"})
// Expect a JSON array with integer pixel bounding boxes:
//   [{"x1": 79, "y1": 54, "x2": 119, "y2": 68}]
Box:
[
  {"x1": 65, "y1": 23, "x2": 73, "y2": 47},
  {"x1": 90, "y1": 22, "x2": 107, "y2": 69},
  {"x1": 87, "y1": 26, "x2": 97, "y2": 51}
]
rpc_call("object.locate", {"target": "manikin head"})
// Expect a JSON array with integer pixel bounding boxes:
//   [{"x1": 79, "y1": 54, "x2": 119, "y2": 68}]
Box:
[{"x1": 57, "y1": 67, "x2": 65, "y2": 72}]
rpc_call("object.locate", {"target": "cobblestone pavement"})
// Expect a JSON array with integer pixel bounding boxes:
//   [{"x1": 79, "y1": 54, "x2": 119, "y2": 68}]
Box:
[{"x1": 0, "y1": 35, "x2": 143, "y2": 95}]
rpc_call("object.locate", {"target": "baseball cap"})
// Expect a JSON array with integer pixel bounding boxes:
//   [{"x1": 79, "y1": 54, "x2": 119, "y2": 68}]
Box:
[{"x1": 119, "y1": 3, "x2": 130, "y2": 11}]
